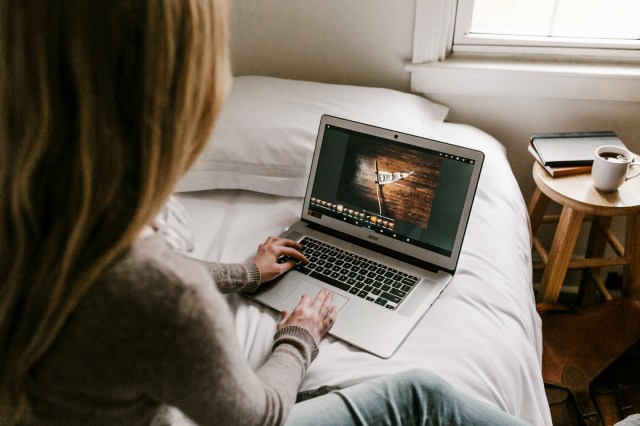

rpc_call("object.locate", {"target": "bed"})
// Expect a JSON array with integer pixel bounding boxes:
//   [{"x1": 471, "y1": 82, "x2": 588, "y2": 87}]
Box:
[{"x1": 173, "y1": 76, "x2": 552, "y2": 425}]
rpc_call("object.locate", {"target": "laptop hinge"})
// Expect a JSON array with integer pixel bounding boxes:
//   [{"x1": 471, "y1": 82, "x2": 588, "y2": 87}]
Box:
[{"x1": 304, "y1": 220, "x2": 441, "y2": 274}]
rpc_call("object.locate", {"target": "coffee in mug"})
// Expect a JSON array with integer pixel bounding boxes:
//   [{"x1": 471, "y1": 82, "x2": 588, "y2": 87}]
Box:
[
  {"x1": 591, "y1": 145, "x2": 640, "y2": 192},
  {"x1": 599, "y1": 152, "x2": 627, "y2": 162}
]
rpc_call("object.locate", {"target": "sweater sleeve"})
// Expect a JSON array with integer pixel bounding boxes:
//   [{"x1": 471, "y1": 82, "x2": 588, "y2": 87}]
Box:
[
  {"x1": 140, "y1": 259, "x2": 316, "y2": 426},
  {"x1": 186, "y1": 257, "x2": 261, "y2": 293}
]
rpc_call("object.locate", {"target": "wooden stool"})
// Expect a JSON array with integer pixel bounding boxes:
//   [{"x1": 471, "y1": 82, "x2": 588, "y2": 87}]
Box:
[{"x1": 528, "y1": 161, "x2": 640, "y2": 303}]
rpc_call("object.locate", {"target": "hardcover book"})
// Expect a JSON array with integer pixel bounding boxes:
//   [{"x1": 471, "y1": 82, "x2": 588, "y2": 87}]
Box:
[
  {"x1": 527, "y1": 143, "x2": 591, "y2": 177},
  {"x1": 530, "y1": 131, "x2": 626, "y2": 167}
]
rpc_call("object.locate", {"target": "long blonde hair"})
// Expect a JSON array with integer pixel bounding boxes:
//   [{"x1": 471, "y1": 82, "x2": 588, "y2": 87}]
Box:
[{"x1": 0, "y1": 0, "x2": 230, "y2": 422}]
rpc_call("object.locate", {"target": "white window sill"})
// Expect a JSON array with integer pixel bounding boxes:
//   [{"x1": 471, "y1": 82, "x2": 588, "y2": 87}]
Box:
[{"x1": 405, "y1": 59, "x2": 640, "y2": 102}]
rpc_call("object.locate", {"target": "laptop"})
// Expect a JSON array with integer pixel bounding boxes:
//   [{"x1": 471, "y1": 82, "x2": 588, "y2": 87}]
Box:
[{"x1": 248, "y1": 115, "x2": 484, "y2": 358}]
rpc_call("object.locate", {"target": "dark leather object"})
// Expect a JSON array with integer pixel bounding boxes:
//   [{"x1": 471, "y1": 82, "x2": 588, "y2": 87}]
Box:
[
  {"x1": 538, "y1": 299, "x2": 640, "y2": 426},
  {"x1": 592, "y1": 342, "x2": 640, "y2": 425}
]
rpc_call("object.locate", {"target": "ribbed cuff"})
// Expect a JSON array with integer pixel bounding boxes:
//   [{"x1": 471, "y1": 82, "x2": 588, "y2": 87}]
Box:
[
  {"x1": 273, "y1": 325, "x2": 319, "y2": 364},
  {"x1": 242, "y1": 260, "x2": 261, "y2": 293}
]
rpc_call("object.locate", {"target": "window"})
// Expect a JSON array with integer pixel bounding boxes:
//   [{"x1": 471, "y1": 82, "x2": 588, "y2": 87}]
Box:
[
  {"x1": 407, "y1": 0, "x2": 640, "y2": 101},
  {"x1": 453, "y1": 0, "x2": 640, "y2": 59}
]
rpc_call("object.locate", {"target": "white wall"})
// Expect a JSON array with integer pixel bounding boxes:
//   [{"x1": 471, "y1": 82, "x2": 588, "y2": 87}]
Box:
[
  {"x1": 230, "y1": 0, "x2": 640, "y2": 201},
  {"x1": 230, "y1": 0, "x2": 415, "y2": 92}
]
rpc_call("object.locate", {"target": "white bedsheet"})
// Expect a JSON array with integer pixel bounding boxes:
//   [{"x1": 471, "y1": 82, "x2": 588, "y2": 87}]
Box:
[{"x1": 176, "y1": 121, "x2": 551, "y2": 425}]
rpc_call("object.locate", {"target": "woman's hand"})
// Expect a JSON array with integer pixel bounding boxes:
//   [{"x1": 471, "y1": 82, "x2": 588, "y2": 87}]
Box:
[
  {"x1": 252, "y1": 236, "x2": 307, "y2": 283},
  {"x1": 277, "y1": 289, "x2": 337, "y2": 344}
]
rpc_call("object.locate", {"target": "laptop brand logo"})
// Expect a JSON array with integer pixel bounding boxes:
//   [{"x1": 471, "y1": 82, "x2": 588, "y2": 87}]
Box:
[{"x1": 367, "y1": 234, "x2": 379, "y2": 241}]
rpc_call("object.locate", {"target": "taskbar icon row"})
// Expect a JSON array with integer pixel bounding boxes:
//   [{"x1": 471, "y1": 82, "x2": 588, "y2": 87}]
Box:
[{"x1": 310, "y1": 197, "x2": 395, "y2": 230}]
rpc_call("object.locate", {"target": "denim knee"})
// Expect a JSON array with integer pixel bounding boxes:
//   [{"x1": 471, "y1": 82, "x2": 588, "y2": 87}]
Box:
[
  {"x1": 390, "y1": 369, "x2": 527, "y2": 426},
  {"x1": 392, "y1": 368, "x2": 452, "y2": 398}
]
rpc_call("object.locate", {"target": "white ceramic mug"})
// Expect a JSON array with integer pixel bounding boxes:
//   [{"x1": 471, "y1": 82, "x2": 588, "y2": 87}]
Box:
[{"x1": 591, "y1": 145, "x2": 640, "y2": 192}]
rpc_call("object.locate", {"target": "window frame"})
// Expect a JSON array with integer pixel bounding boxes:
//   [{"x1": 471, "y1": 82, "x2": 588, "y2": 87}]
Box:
[{"x1": 407, "y1": 0, "x2": 640, "y2": 101}]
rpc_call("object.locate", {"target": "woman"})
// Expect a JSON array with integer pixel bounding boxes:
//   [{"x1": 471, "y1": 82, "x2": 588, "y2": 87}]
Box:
[
  {"x1": 0, "y1": 1, "x2": 525, "y2": 425},
  {"x1": 0, "y1": 1, "x2": 327, "y2": 423}
]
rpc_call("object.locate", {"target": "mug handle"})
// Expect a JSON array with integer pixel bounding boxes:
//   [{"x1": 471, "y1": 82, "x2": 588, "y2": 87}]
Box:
[{"x1": 626, "y1": 161, "x2": 640, "y2": 181}]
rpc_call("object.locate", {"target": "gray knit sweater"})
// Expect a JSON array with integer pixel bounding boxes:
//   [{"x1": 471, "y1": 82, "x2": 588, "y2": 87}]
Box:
[{"x1": 27, "y1": 234, "x2": 318, "y2": 425}]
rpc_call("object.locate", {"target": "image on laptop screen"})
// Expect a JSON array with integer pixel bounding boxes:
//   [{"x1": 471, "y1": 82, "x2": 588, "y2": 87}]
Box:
[{"x1": 307, "y1": 124, "x2": 476, "y2": 257}]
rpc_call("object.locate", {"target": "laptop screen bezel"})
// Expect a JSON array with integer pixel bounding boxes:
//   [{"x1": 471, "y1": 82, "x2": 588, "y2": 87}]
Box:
[{"x1": 300, "y1": 115, "x2": 484, "y2": 273}]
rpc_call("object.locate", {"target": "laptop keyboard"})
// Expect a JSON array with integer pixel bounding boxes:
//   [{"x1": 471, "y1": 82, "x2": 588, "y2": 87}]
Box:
[{"x1": 293, "y1": 237, "x2": 420, "y2": 310}]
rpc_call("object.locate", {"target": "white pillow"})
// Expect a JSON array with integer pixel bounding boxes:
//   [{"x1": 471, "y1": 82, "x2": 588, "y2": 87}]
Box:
[{"x1": 175, "y1": 76, "x2": 449, "y2": 197}]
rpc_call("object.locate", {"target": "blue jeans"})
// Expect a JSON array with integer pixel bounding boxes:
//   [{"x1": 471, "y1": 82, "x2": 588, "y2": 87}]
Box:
[{"x1": 285, "y1": 369, "x2": 529, "y2": 426}]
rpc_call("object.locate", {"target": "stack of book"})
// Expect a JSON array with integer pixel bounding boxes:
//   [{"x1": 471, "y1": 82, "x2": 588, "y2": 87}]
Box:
[{"x1": 528, "y1": 131, "x2": 627, "y2": 177}]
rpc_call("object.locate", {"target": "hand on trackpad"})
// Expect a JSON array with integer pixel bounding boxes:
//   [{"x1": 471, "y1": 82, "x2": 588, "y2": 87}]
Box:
[{"x1": 281, "y1": 281, "x2": 349, "y2": 313}]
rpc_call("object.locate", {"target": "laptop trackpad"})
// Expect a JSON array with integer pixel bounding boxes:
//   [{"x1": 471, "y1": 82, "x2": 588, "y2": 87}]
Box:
[{"x1": 281, "y1": 281, "x2": 349, "y2": 313}]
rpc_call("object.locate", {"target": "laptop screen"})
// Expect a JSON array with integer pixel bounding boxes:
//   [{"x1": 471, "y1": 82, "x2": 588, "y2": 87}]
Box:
[{"x1": 302, "y1": 116, "x2": 484, "y2": 272}]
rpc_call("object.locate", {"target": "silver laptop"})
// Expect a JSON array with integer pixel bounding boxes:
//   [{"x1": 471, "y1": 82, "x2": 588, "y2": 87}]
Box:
[{"x1": 248, "y1": 115, "x2": 484, "y2": 358}]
